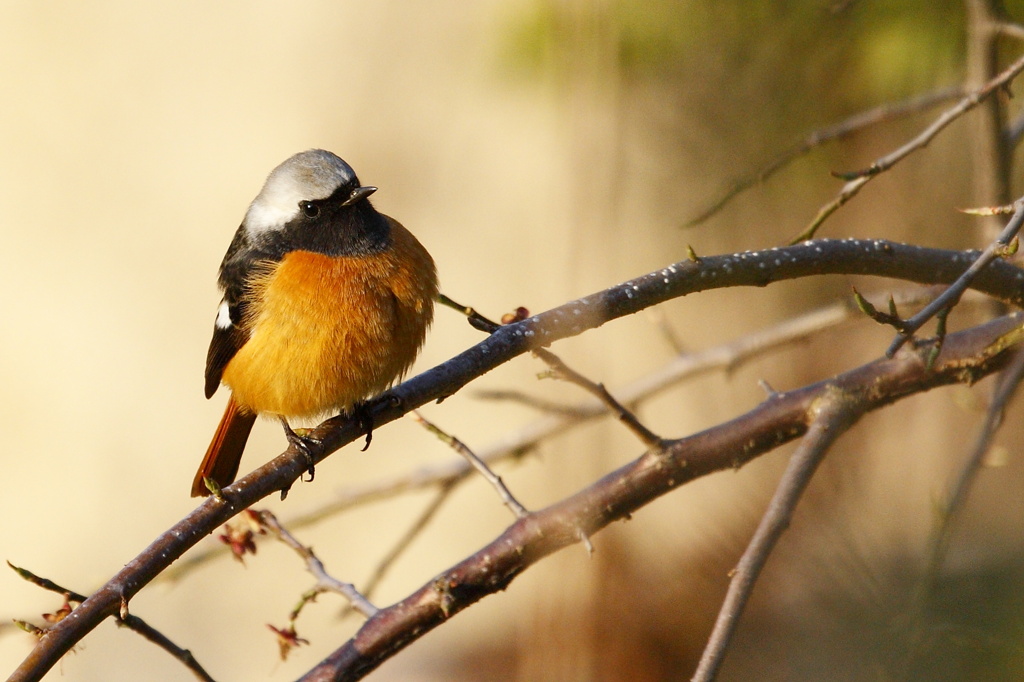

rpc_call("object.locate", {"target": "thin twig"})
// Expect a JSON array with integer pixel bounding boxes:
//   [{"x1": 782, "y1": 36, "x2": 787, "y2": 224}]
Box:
[
  {"x1": 358, "y1": 483, "x2": 457, "y2": 601},
  {"x1": 691, "y1": 388, "x2": 863, "y2": 682},
  {"x1": 257, "y1": 511, "x2": 378, "y2": 619},
  {"x1": 5, "y1": 562, "x2": 216, "y2": 682},
  {"x1": 472, "y1": 389, "x2": 589, "y2": 416},
  {"x1": 686, "y1": 87, "x2": 962, "y2": 226},
  {"x1": 412, "y1": 411, "x2": 529, "y2": 518},
  {"x1": 922, "y1": 347, "x2": 1024, "y2": 589},
  {"x1": 997, "y1": 22, "x2": 1024, "y2": 41},
  {"x1": 436, "y1": 293, "x2": 501, "y2": 333},
  {"x1": 115, "y1": 615, "x2": 217, "y2": 682},
  {"x1": 534, "y1": 347, "x2": 665, "y2": 450},
  {"x1": 792, "y1": 53, "x2": 1024, "y2": 242},
  {"x1": 5, "y1": 563, "x2": 87, "y2": 603},
  {"x1": 887, "y1": 198, "x2": 1024, "y2": 356},
  {"x1": 646, "y1": 306, "x2": 688, "y2": 354},
  {"x1": 444, "y1": 290, "x2": 666, "y2": 449},
  {"x1": 965, "y1": 0, "x2": 1013, "y2": 243}
]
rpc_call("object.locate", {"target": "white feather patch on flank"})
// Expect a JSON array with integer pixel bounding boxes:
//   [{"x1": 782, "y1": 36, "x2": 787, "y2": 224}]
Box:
[{"x1": 215, "y1": 300, "x2": 233, "y2": 329}]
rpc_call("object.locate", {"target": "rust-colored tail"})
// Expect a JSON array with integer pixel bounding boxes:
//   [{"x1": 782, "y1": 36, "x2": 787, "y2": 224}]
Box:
[{"x1": 191, "y1": 397, "x2": 257, "y2": 497}]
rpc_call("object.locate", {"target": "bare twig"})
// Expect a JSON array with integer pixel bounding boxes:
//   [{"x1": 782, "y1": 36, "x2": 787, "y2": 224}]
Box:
[
  {"x1": 445, "y1": 288, "x2": 667, "y2": 451},
  {"x1": 691, "y1": 388, "x2": 863, "y2": 682},
  {"x1": 258, "y1": 511, "x2": 378, "y2": 619},
  {"x1": 6, "y1": 563, "x2": 87, "y2": 603},
  {"x1": 6, "y1": 562, "x2": 215, "y2": 682},
  {"x1": 413, "y1": 412, "x2": 529, "y2": 518},
  {"x1": 965, "y1": 0, "x2": 1013, "y2": 243},
  {"x1": 472, "y1": 389, "x2": 588, "y2": 415},
  {"x1": 792, "y1": 53, "x2": 1024, "y2": 242},
  {"x1": 887, "y1": 198, "x2": 1024, "y2": 356},
  {"x1": 995, "y1": 22, "x2": 1024, "y2": 41},
  {"x1": 686, "y1": 87, "x2": 962, "y2": 226},
  {"x1": 358, "y1": 484, "x2": 457, "y2": 601},
  {"x1": 852, "y1": 288, "x2": 906, "y2": 330},
  {"x1": 446, "y1": 287, "x2": 665, "y2": 449},
  {"x1": 534, "y1": 347, "x2": 665, "y2": 450},
  {"x1": 646, "y1": 306, "x2": 688, "y2": 354},
  {"x1": 436, "y1": 293, "x2": 501, "y2": 333},
  {"x1": 923, "y1": 347, "x2": 1024, "y2": 588},
  {"x1": 114, "y1": 615, "x2": 217, "y2": 682}
]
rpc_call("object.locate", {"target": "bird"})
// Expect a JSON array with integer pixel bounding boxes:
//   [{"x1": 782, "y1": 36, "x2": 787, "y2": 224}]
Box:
[{"x1": 191, "y1": 149, "x2": 437, "y2": 497}]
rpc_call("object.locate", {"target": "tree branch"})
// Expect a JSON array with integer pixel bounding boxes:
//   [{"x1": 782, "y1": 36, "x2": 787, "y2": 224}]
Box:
[
  {"x1": 6, "y1": 562, "x2": 215, "y2": 682},
  {"x1": 793, "y1": 52, "x2": 1024, "y2": 242},
  {"x1": 923, "y1": 346, "x2": 1024, "y2": 589},
  {"x1": 686, "y1": 86, "x2": 962, "y2": 227},
  {"x1": 412, "y1": 412, "x2": 528, "y2": 518},
  {"x1": 886, "y1": 199, "x2": 1024, "y2": 355},
  {"x1": 10, "y1": 239, "x2": 1024, "y2": 682},
  {"x1": 298, "y1": 313, "x2": 1024, "y2": 681},
  {"x1": 691, "y1": 388, "x2": 863, "y2": 682},
  {"x1": 163, "y1": 296, "x2": 868, "y2": 580},
  {"x1": 258, "y1": 511, "x2": 378, "y2": 619}
]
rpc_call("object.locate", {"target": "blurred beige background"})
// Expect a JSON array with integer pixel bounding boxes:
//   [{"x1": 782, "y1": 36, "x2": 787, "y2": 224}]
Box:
[{"x1": 4, "y1": 2, "x2": 1024, "y2": 681}]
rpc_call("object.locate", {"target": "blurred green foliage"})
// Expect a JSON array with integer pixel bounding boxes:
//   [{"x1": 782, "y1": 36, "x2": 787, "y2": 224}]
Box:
[
  {"x1": 502, "y1": 0, "x2": 976, "y2": 105},
  {"x1": 498, "y1": 0, "x2": 1024, "y2": 242}
]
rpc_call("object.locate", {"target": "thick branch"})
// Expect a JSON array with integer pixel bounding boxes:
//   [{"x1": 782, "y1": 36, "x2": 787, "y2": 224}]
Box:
[
  {"x1": 887, "y1": 199, "x2": 1024, "y2": 355},
  {"x1": 163, "y1": 297, "x2": 868, "y2": 580},
  {"x1": 10, "y1": 239, "x2": 1024, "y2": 682},
  {"x1": 298, "y1": 314, "x2": 1024, "y2": 681}
]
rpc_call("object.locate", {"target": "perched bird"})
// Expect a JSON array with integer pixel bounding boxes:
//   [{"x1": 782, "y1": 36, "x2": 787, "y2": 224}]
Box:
[{"x1": 192, "y1": 149, "x2": 437, "y2": 497}]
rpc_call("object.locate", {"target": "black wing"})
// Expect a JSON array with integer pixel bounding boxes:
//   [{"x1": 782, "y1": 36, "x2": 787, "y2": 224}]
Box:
[
  {"x1": 204, "y1": 296, "x2": 249, "y2": 399},
  {"x1": 204, "y1": 214, "x2": 295, "y2": 398},
  {"x1": 204, "y1": 224, "x2": 257, "y2": 399}
]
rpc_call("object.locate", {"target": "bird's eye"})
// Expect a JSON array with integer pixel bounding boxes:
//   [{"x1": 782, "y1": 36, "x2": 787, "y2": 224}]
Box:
[{"x1": 300, "y1": 201, "x2": 320, "y2": 219}]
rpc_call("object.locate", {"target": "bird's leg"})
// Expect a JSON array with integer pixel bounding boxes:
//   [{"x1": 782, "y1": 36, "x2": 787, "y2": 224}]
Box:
[
  {"x1": 352, "y1": 401, "x2": 374, "y2": 451},
  {"x1": 280, "y1": 417, "x2": 318, "y2": 483}
]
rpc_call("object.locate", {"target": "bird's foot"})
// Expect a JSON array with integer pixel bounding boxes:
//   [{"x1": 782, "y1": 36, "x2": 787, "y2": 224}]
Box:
[
  {"x1": 280, "y1": 418, "x2": 319, "y2": 483},
  {"x1": 352, "y1": 401, "x2": 375, "y2": 452}
]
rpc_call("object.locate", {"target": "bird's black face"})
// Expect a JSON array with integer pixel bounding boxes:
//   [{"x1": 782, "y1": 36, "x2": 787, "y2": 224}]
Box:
[
  {"x1": 219, "y1": 150, "x2": 390, "y2": 291},
  {"x1": 279, "y1": 179, "x2": 391, "y2": 258}
]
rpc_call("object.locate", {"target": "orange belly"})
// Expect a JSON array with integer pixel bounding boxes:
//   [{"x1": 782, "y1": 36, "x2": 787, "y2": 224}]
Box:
[{"x1": 222, "y1": 225, "x2": 435, "y2": 419}]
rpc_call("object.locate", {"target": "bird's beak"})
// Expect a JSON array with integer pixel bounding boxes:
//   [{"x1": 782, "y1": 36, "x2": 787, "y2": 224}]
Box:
[{"x1": 342, "y1": 185, "x2": 377, "y2": 206}]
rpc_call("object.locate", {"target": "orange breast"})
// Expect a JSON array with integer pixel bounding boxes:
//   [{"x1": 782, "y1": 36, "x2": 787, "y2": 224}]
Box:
[{"x1": 222, "y1": 219, "x2": 436, "y2": 419}]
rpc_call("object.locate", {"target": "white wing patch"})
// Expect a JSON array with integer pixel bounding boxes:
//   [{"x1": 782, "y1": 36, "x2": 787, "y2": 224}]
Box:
[{"x1": 215, "y1": 300, "x2": 233, "y2": 329}]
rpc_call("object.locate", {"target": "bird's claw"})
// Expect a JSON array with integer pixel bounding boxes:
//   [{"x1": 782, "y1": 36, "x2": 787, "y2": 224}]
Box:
[{"x1": 281, "y1": 420, "x2": 318, "y2": 483}]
